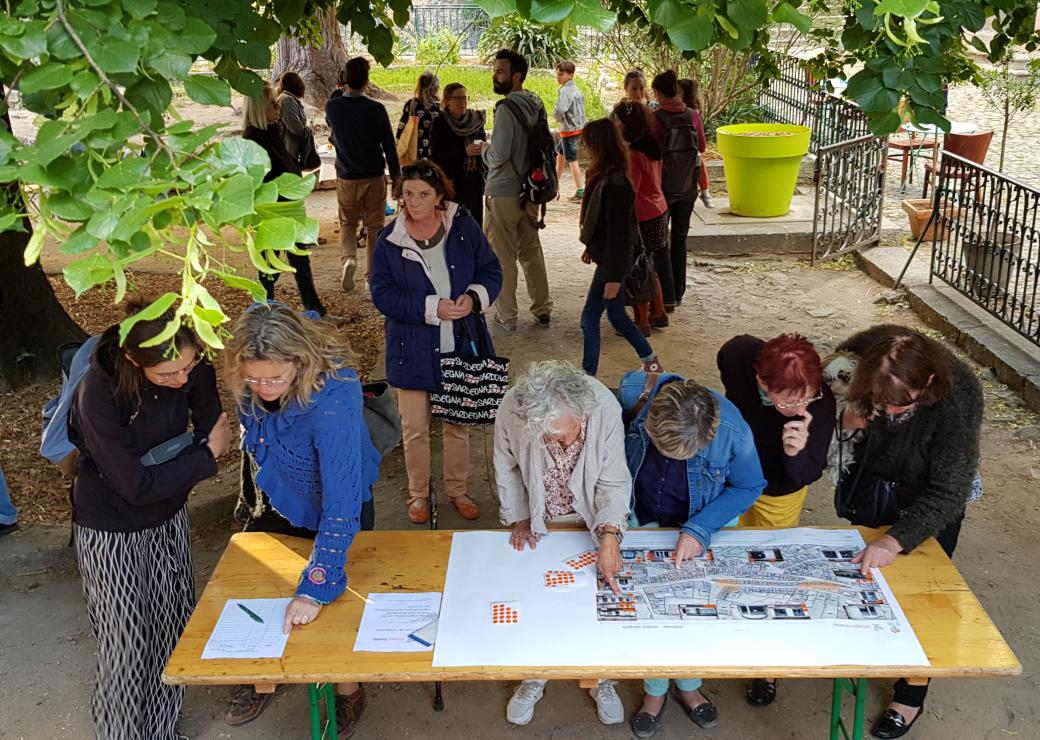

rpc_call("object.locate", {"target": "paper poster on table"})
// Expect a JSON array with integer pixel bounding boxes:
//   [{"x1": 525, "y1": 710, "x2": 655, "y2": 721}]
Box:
[{"x1": 433, "y1": 529, "x2": 928, "y2": 668}]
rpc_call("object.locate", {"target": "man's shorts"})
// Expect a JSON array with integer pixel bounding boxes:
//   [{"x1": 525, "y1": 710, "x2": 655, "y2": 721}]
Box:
[{"x1": 556, "y1": 134, "x2": 580, "y2": 162}]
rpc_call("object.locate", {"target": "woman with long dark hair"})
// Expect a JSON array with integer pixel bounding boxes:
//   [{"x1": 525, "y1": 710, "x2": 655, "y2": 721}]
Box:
[
  {"x1": 430, "y1": 82, "x2": 488, "y2": 225},
  {"x1": 578, "y1": 119, "x2": 664, "y2": 376},
  {"x1": 69, "y1": 296, "x2": 229, "y2": 740}
]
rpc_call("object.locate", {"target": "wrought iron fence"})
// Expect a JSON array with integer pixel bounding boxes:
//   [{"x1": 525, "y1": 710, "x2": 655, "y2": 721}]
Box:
[
  {"x1": 405, "y1": 4, "x2": 490, "y2": 55},
  {"x1": 812, "y1": 135, "x2": 888, "y2": 264},
  {"x1": 758, "y1": 55, "x2": 871, "y2": 152},
  {"x1": 929, "y1": 151, "x2": 1040, "y2": 347}
]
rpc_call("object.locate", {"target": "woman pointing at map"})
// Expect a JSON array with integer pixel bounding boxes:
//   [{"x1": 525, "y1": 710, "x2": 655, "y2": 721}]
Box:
[{"x1": 493, "y1": 360, "x2": 631, "y2": 728}]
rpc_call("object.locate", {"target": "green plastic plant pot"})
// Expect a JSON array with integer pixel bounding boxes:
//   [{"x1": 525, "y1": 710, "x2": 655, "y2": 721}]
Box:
[{"x1": 716, "y1": 123, "x2": 812, "y2": 217}]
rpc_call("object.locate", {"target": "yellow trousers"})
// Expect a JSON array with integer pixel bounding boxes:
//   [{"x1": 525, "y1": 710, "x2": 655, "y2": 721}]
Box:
[{"x1": 739, "y1": 486, "x2": 809, "y2": 528}]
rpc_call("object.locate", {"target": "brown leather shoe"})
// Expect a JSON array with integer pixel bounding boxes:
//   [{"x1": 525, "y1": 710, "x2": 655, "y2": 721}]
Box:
[
  {"x1": 225, "y1": 684, "x2": 277, "y2": 726},
  {"x1": 407, "y1": 497, "x2": 430, "y2": 524},
  {"x1": 335, "y1": 686, "x2": 367, "y2": 738},
  {"x1": 451, "y1": 495, "x2": 481, "y2": 520}
]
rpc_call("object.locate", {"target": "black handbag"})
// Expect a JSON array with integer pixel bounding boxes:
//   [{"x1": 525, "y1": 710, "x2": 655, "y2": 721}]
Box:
[
  {"x1": 361, "y1": 381, "x2": 402, "y2": 457},
  {"x1": 623, "y1": 232, "x2": 655, "y2": 306},
  {"x1": 429, "y1": 314, "x2": 510, "y2": 426},
  {"x1": 299, "y1": 130, "x2": 322, "y2": 171},
  {"x1": 834, "y1": 427, "x2": 906, "y2": 527}
]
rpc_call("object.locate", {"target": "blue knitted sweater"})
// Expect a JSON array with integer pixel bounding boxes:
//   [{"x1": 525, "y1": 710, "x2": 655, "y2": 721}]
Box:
[{"x1": 240, "y1": 367, "x2": 380, "y2": 604}]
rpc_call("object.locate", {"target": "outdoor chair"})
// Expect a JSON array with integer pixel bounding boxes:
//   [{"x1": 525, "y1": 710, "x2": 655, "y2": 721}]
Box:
[
  {"x1": 922, "y1": 130, "x2": 994, "y2": 198},
  {"x1": 888, "y1": 130, "x2": 938, "y2": 186}
]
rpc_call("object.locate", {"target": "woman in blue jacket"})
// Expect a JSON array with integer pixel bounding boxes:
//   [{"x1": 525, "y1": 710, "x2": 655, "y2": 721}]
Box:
[
  {"x1": 619, "y1": 370, "x2": 766, "y2": 737},
  {"x1": 222, "y1": 303, "x2": 380, "y2": 735},
  {"x1": 370, "y1": 159, "x2": 502, "y2": 524}
]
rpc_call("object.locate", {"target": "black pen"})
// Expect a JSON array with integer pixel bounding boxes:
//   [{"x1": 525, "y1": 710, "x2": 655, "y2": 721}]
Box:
[{"x1": 237, "y1": 602, "x2": 265, "y2": 624}]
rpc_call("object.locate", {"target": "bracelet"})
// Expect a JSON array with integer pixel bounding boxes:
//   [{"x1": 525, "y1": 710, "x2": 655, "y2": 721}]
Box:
[{"x1": 596, "y1": 527, "x2": 623, "y2": 545}]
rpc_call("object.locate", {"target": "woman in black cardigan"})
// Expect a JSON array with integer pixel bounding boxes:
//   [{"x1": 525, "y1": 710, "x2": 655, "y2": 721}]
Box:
[
  {"x1": 837, "y1": 324, "x2": 983, "y2": 739},
  {"x1": 242, "y1": 82, "x2": 330, "y2": 318},
  {"x1": 577, "y1": 119, "x2": 663, "y2": 377},
  {"x1": 430, "y1": 82, "x2": 487, "y2": 225}
]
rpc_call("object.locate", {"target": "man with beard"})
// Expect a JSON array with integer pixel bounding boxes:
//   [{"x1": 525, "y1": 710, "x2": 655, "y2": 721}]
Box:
[{"x1": 477, "y1": 49, "x2": 554, "y2": 332}]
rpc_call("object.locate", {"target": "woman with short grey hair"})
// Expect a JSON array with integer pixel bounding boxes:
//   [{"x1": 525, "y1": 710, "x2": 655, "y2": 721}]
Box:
[{"x1": 493, "y1": 360, "x2": 630, "y2": 728}]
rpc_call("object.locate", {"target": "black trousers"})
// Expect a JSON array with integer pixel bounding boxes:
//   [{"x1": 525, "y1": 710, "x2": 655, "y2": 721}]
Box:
[
  {"x1": 665, "y1": 195, "x2": 695, "y2": 305},
  {"x1": 260, "y1": 247, "x2": 326, "y2": 315}
]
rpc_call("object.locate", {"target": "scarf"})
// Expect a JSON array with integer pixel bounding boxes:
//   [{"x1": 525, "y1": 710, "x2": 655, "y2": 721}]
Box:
[
  {"x1": 443, "y1": 109, "x2": 486, "y2": 172},
  {"x1": 657, "y1": 97, "x2": 687, "y2": 114}
]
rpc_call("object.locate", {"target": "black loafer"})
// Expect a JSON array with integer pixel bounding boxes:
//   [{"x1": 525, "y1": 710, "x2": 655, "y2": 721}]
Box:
[
  {"x1": 746, "y1": 678, "x2": 778, "y2": 707},
  {"x1": 871, "y1": 707, "x2": 922, "y2": 739},
  {"x1": 685, "y1": 699, "x2": 719, "y2": 729},
  {"x1": 630, "y1": 695, "x2": 667, "y2": 738}
]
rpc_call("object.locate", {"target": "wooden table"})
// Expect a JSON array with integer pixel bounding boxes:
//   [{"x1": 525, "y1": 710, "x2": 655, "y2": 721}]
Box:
[{"x1": 164, "y1": 528, "x2": 1020, "y2": 740}]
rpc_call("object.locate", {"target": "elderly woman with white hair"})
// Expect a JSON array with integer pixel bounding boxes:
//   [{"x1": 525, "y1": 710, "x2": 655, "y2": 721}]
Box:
[
  {"x1": 619, "y1": 369, "x2": 766, "y2": 737},
  {"x1": 493, "y1": 360, "x2": 631, "y2": 728}
]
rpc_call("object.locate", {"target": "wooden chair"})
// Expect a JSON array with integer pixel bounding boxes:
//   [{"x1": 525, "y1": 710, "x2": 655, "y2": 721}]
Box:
[
  {"x1": 922, "y1": 130, "x2": 994, "y2": 198},
  {"x1": 888, "y1": 132, "x2": 938, "y2": 186}
]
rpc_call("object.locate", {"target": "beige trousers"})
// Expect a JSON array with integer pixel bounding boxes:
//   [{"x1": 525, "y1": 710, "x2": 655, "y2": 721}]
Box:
[
  {"x1": 484, "y1": 196, "x2": 553, "y2": 322},
  {"x1": 337, "y1": 176, "x2": 387, "y2": 276},
  {"x1": 397, "y1": 389, "x2": 470, "y2": 500}
]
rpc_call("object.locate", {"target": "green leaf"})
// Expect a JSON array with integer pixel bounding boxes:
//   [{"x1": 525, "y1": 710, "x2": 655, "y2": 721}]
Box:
[
  {"x1": 216, "y1": 138, "x2": 271, "y2": 183},
  {"x1": 64, "y1": 254, "x2": 115, "y2": 297},
  {"x1": 913, "y1": 105, "x2": 950, "y2": 131},
  {"x1": 184, "y1": 75, "x2": 232, "y2": 107},
  {"x1": 530, "y1": 0, "x2": 574, "y2": 24},
  {"x1": 210, "y1": 172, "x2": 257, "y2": 224},
  {"x1": 255, "y1": 216, "x2": 297, "y2": 252},
  {"x1": 48, "y1": 192, "x2": 95, "y2": 221},
  {"x1": 727, "y1": 0, "x2": 768, "y2": 30},
  {"x1": 46, "y1": 20, "x2": 80, "y2": 59},
  {"x1": 138, "y1": 317, "x2": 182, "y2": 348},
  {"x1": 293, "y1": 216, "x2": 319, "y2": 245},
  {"x1": 668, "y1": 14, "x2": 715, "y2": 52},
  {"x1": 192, "y1": 311, "x2": 225, "y2": 349},
  {"x1": 648, "y1": 0, "x2": 684, "y2": 27},
  {"x1": 2, "y1": 20, "x2": 47, "y2": 57},
  {"x1": 234, "y1": 41, "x2": 271, "y2": 70},
  {"x1": 845, "y1": 68, "x2": 883, "y2": 100},
  {"x1": 773, "y1": 2, "x2": 813, "y2": 34},
  {"x1": 124, "y1": 76, "x2": 172, "y2": 122},
  {"x1": 855, "y1": 85, "x2": 901, "y2": 113},
  {"x1": 213, "y1": 269, "x2": 267, "y2": 302},
  {"x1": 868, "y1": 110, "x2": 904, "y2": 136},
  {"x1": 118, "y1": 291, "x2": 178, "y2": 344},
  {"x1": 272, "y1": 172, "x2": 315, "y2": 201},
  {"x1": 85, "y1": 36, "x2": 141, "y2": 75},
  {"x1": 123, "y1": 0, "x2": 158, "y2": 19},
  {"x1": 69, "y1": 69, "x2": 101, "y2": 98},
  {"x1": 86, "y1": 209, "x2": 120, "y2": 240},
  {"x1": 171, "y1": 17, "x2": 217, "y2": 54},
  {"x1": 717, "y1": 15, "x2": 740, "y2": 39},
  {"x1": 474, "y1": 0, "x2": 517, "y2": 18},
  {"x1": 150, "y1": 49, "x2": 192, "y2": 80},
  {"x1": 154, "y1": 1, "x2": 186, "y2": 30},
  {"x1": 882, "y1": 66, "x2": 913, "y2": 90},
  {"x1": 19, "y1": 63, "x2": 75, "y2": 95},
  {"x1": 571, "y1": 0, "x2": 615, "y2": 31},
  {"x1": 23, "y1": 228, "x2": 45, "y2": 266},
  {"x1": 873, "y1": 0, "x2": 929, "y2": 17},
  {"x1": 96, "y1": 157, "x2": 150, "y2": 191}
]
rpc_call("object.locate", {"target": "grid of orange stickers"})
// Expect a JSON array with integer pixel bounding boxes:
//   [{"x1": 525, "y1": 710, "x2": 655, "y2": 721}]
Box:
[
  {"x1": 491, "y1": 602, "x2": 519, "y2": 625},
  {"x1": 564, "y1": 551, "x2": 597, "y2": 570},
  {"x1": 543, "y1": 570, "x2": 577, "y2": 588}
]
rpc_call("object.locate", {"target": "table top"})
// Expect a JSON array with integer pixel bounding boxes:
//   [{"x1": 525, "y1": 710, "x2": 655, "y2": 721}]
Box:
[
  {"x1": 903, "y1": 121, "x2": 978, "y2": 136},
  {"x1": 163, "y1": 528, "x2": 1021, "y2": 686}
]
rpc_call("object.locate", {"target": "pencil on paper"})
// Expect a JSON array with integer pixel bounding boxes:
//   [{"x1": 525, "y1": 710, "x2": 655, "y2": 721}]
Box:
[{"x1": 346, "y1": 585, "x2": 372, "y2": 604}]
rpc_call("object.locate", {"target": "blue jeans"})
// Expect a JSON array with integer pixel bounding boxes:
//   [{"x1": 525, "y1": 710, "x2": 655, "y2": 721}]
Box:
[
  {"x1": 581, "y1": 267, "x2": 654, "y2": 376},
  {"x1": 0, "y1": 465, "x2": 17, "y2": 526}
]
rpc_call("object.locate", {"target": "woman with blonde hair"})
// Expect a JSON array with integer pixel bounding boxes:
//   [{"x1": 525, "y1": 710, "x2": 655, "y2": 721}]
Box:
[
  {"x1": 397, "y1": 70, "x2": 442, "y2": 160},
  {"x1": 221, "y1": 302, "x2": 380, "y2": 734}
]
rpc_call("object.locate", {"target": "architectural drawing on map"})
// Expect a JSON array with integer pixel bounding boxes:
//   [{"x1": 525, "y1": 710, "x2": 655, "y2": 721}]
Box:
[{"x1": 597, "y1": 542, "x2": 892, "y2": 622}]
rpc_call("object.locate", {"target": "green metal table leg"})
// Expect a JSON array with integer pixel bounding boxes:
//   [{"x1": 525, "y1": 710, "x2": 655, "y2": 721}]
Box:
[
  {"x1": 307, "y1": 682, "x2": 339, "y2": 740},
  {"x1": 830, "y1": 677, "x2": 868, "y2": 740}
]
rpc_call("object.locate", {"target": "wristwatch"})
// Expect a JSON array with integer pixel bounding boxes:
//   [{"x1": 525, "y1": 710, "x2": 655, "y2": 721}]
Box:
[{"x1": 596, "y1": 525, "x2": 623, "y2": 546}]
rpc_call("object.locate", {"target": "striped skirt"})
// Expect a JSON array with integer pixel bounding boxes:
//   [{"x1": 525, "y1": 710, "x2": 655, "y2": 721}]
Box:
[{"x1": 75, "y1": 506, "x2": 195, "y2": 740}]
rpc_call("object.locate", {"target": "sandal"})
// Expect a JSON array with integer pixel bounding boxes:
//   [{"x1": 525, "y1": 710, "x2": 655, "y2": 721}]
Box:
[
  {"x1": 746, "y1": 678, "x2": 778, "y2": 707},
  {"x1": 450, "y1": 495, "x2": 481, "y2": 520},
  {"x1": 406, "y1": 497, "x2": 429, "y2": 524},
  {"x1": 630, "y1": 695, "x2": 667, "y2": 738},
  {"x1": 642, "y1": 358, "x2": 665, "y2": 374}
]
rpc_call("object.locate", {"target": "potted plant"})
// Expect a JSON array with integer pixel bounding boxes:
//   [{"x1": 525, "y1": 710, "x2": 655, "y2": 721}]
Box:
[{"x1": 716, "y1": 123, "x2": 812, "y2": 217}]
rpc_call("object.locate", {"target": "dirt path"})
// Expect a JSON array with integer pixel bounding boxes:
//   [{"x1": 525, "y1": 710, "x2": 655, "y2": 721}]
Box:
[{"x1": 2, "y1": 183, "x2": 1038, "y2": 739}]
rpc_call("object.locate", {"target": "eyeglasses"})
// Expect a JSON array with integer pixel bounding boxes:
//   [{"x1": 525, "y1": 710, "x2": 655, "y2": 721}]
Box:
[
  {"x1": 243, "y1": 376, "x2": 294, "y2": 387},
  {"x1": 154, "y1": 356, "x2": 202, "y2": 382},
  {"x1": 772, "y1": 390, "x2": 824, "y2": 410}
]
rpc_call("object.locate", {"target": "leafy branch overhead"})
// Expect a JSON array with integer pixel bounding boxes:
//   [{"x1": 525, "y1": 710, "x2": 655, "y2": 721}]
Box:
[{"x1": 2, "y1": 0, "x2": 1039, "y2": 352}]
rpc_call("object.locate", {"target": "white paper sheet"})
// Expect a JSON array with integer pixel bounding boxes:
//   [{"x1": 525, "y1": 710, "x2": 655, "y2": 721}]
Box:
[
  {"x1": 202, "y1": 598, "x2": 293, "y2": 660},
  {"x1": 433, "y1": 529, "x2": 928, "y2": 668},
  {"x1": 353, "y1": 592, "x2": 442, "y2": 652}
]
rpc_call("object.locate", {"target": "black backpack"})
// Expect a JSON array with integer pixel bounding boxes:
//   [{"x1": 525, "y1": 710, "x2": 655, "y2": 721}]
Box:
[
  {"x1": 656, "y1": 108, "x2": 700, "y2": 199},
  {"x1": 497, "y1": 97, "x2": 559, "y2": 228}
]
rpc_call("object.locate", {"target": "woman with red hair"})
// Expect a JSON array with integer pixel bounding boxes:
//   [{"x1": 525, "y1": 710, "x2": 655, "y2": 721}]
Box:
[{"x1": 716, "y1": 333, "x2": 837, "y2": 708}]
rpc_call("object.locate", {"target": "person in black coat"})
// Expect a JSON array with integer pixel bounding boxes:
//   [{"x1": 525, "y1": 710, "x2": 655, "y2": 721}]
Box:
[
  {"x1": 243, "y1": 82, "x2": 335, "y2": 320},
  {"x1": 430, "y1": 83, "x2": 487, "y2": 225},
  {"x1": 69, "y1": 295, "x2": 230, "y2": 740}
]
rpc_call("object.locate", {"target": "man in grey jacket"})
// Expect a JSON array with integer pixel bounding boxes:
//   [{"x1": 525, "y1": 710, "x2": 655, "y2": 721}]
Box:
[{"x1": 478, "y1": 49, "x2": 554, "y2": 332}]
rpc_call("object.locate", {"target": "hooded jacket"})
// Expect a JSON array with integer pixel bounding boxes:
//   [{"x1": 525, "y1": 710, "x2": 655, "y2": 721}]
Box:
[
  {"x1": 69, "y1": 326, "x2": 222, "y2": 532},
  {"x1": 483, "y1": 90, "x2": 547, "y2": 198},
  {"x1": 370, "y1": 202, "x2": 503, "y2": 392}
]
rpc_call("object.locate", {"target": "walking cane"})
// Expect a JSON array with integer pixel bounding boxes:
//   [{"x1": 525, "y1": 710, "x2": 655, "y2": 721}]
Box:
[{"x1": 429, "y1": 476, "x2": 444, "y2": 711}]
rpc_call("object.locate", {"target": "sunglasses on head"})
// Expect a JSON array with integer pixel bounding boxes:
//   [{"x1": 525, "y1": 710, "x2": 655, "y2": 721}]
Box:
[{"x1": 402, "y1": 164, "x2": 438, "y2": 181}]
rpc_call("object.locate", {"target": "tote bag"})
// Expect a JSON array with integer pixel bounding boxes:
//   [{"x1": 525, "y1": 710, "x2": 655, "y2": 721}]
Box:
[
  {"x1": 299, "y1": 130, "x2": 322, "y2": 171},
  {"x1": 429, "y1": 315, "x2": 510, "y2": 426},
  {"x1": 396, "y1": 100, "x2": 420, "y2": 166}
]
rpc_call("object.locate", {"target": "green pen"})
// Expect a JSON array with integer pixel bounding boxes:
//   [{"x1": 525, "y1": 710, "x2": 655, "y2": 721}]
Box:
[{"x1": 237, "y1": 602, "x2": 265, "y2": 624}]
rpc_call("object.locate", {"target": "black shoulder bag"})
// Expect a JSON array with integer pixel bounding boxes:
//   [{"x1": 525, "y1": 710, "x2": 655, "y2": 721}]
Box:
[{"x1": 833, "y1": 424, "x2": 910, "y2": 527}]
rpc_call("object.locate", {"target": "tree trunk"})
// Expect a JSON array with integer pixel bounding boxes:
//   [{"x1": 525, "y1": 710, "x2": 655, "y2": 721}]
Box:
[
  {"x1": 0, "y1": 85, "x2": 86, "y2": 391},
  {"x1": 272, "y1": 8, "x2": 349, "y2": 108}
]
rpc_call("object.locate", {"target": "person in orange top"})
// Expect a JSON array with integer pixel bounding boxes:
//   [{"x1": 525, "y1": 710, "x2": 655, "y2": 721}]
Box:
[{"x1": 554, "y1": 60, "x2": 588, "y2": 201}]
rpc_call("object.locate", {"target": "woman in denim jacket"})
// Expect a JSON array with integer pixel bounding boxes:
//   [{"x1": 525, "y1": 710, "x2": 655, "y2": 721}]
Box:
[{"x1": 619, "y1": 370, "x2": 766, "y2": 737}]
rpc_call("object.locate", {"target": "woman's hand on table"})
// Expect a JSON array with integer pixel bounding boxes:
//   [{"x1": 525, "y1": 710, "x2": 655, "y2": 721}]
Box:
[
  {"x1": 283, "y1": 596, "x2": 322, "y2": 634},
  {"x1": 673, "y1": 533, "x2": 703, "y2": 570},
  {"x1": 851, "y1": 535, "x2": 903, "y2": 575},
  {"x1": 509, "y1": 519, "x2": 539, "y2": 551},
  {"x1": 597, "y1": 535, "x2": 622, "y2": 595}
]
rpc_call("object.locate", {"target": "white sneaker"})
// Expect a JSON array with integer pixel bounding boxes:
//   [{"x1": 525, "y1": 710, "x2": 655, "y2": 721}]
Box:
[
  {"x1": 506, "y1": 680, "x2": 546, "y2": 725},
  {"x1": 341, "y1": 258, "x2": 357, "y2": 292},
  {"x1": 700, "y1": 190, "x2": 715, "y2": 208},
  {"x1": 590, "y1": 679, "x2": 624, "y2": 725},
  {"x1": 493, "y1": 314, "x2": 518, "y2": 332}
]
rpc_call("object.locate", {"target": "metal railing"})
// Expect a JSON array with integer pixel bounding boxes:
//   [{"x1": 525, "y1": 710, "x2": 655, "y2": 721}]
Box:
[
  {"x1": 929, "y1": 151, "x2": 1040, "y2": 347},
  {"x1": 405, "y1": 4, "x2": 490, "y2": 55},
  {"x1": 758, "y1": 55, "x2": 871, "y2": 153},
  {"x1": 812, "y1": 135, "x2": 888, "y2": 264}
]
